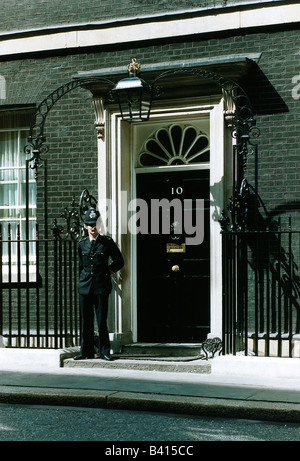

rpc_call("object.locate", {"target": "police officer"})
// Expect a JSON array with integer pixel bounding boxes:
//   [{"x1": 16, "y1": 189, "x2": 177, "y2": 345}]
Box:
[{"x1": 74, "y1": 208, "x2": 124, "y2": 361}]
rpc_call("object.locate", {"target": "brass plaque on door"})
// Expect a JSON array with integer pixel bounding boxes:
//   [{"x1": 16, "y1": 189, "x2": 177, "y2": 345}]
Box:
[{"x1": 166, "y1": 243, "x2": 186, "y2": 253}]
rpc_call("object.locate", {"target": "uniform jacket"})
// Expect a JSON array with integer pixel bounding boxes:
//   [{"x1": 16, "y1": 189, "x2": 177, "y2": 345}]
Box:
[{"x1": 78, "y1": 234, "x2": 124, "y2": 295}]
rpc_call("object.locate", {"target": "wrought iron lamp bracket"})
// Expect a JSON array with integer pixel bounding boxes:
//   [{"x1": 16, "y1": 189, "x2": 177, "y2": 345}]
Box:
[{"x1": 24, "y1": 77, "x2": 115, "y2": 178}]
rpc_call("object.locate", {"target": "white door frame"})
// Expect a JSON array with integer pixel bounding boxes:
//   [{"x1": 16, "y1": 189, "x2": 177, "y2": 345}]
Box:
[{"x1": 100, "y1": 96, "x2": 226, "y2": 347}]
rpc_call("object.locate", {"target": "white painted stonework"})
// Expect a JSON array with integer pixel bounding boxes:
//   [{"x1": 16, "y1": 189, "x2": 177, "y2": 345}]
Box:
[{"x1": 0, "y1": 3, "x2": 299, "y2": 57}]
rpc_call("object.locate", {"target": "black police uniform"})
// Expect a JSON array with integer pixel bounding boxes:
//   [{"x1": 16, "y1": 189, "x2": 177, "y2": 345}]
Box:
[{"x1": 76, "y1": 208, "x2": 124, "y2": 360}]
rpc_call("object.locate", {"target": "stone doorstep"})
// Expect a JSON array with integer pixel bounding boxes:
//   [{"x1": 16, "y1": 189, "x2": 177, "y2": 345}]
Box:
[
  {"x1": 121, "y1": 342, "x2": 203, "y2": 357},
  {"x1": 61, "y1": 341, "x2": 212, "y2": 373}
]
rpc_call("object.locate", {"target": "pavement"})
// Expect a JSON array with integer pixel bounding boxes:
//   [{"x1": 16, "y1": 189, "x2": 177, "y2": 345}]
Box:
[{"x1": 0, "y1": 347, "x2": 299, "y2": 423}]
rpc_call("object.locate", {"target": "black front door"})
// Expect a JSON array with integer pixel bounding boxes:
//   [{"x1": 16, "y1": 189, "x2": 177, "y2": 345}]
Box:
[{"x1": 136, "y1": 169, "x2": 210, "y2": 342}]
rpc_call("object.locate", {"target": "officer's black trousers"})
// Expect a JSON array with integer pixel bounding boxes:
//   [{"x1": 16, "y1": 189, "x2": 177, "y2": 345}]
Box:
[{"x1": 79, "y1": 292, "x2": 110, "y2": 357}]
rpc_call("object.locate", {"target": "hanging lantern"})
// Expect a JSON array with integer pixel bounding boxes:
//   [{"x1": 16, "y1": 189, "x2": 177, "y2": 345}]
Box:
[{"x1": 112, "y1": 59, "x2": 152, "y2": 122}]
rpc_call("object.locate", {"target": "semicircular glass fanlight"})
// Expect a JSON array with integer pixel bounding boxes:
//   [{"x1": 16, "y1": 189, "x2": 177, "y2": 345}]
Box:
[{"x1": 138, "y1": 124, "x2": 209, "y2": 167}]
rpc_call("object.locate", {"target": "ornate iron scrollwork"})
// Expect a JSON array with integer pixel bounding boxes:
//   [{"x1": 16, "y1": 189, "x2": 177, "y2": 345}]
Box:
[
  {"x1": 24, "y1": 137, "x2": 49, "y2": 179},
  {"x1": 219, "y1": 178, "x2": 262, "y2": 232},
  {"x1": 52, "y1": 189, "x2": 97, "y2": 241},
  {"x1": 24, "y1": 77, "x2": 115, "y2": 178},
  {"x1": 201, "y1": 337, "x2": 222, "y2": 360},
  {"x1": 225, "y1": 178, "x2": 251, "y2": 232},
  {"x1": 231, "y1": 119, "x2": 260, "y2": 170}
]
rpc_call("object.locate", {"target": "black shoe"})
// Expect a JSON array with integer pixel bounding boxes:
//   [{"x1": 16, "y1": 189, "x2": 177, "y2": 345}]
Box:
[
  {"x1": 101, "y1": 354, "x2": 113, "y2": 361},
  {"x1": 74, "y1": 355, "x2": 94, "y2": 360}
]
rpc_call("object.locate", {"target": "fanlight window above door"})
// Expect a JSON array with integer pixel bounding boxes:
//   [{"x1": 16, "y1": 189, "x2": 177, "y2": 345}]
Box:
[{"x1": 138, "y1": 124, "x2": 209, "y2": 167}]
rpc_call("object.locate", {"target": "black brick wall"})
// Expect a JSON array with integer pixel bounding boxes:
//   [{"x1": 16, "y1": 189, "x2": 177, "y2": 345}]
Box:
[
  {"x1": 0, "y1": 1, "x2": 264, "y2": 32},
  {"x1": 0, "y1": 26, "x2": 299, "y2": 219}
]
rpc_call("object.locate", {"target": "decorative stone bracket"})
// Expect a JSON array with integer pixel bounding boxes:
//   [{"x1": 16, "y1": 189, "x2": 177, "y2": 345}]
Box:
[{"x1": 92, "y1": 96, "x2": 105, "y2": 141}]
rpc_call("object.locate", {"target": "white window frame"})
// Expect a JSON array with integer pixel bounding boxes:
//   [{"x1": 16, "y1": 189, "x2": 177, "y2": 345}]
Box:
[{"x1": 0, "y1": 125, "x2": 37, "y2": 282}]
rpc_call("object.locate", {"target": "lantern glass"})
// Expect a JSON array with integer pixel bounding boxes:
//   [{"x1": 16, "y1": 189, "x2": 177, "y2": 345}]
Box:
[{"x1": 113, "y1": 76, "x2": 152, "y2": 121}]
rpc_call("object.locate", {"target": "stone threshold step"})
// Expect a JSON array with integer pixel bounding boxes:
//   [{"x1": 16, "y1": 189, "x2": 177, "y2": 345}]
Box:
[
  {"x1": 121, "y1": 343, "x2": 203, "y2": 358},
  {"x1": 114, "y1": 354, "x2": 204, "y2": 362}
]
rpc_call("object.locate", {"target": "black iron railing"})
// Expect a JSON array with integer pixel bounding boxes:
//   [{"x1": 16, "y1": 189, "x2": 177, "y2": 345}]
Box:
[
  {"x1": 0, "y1": 223, "x2": 80, "y2": 348},
  {"x1": 222, "y1": 218, "x2": 300, "y2": 357},
  {"x1": 0, "y1": 190, "x2": 97, "y2": 349}
]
